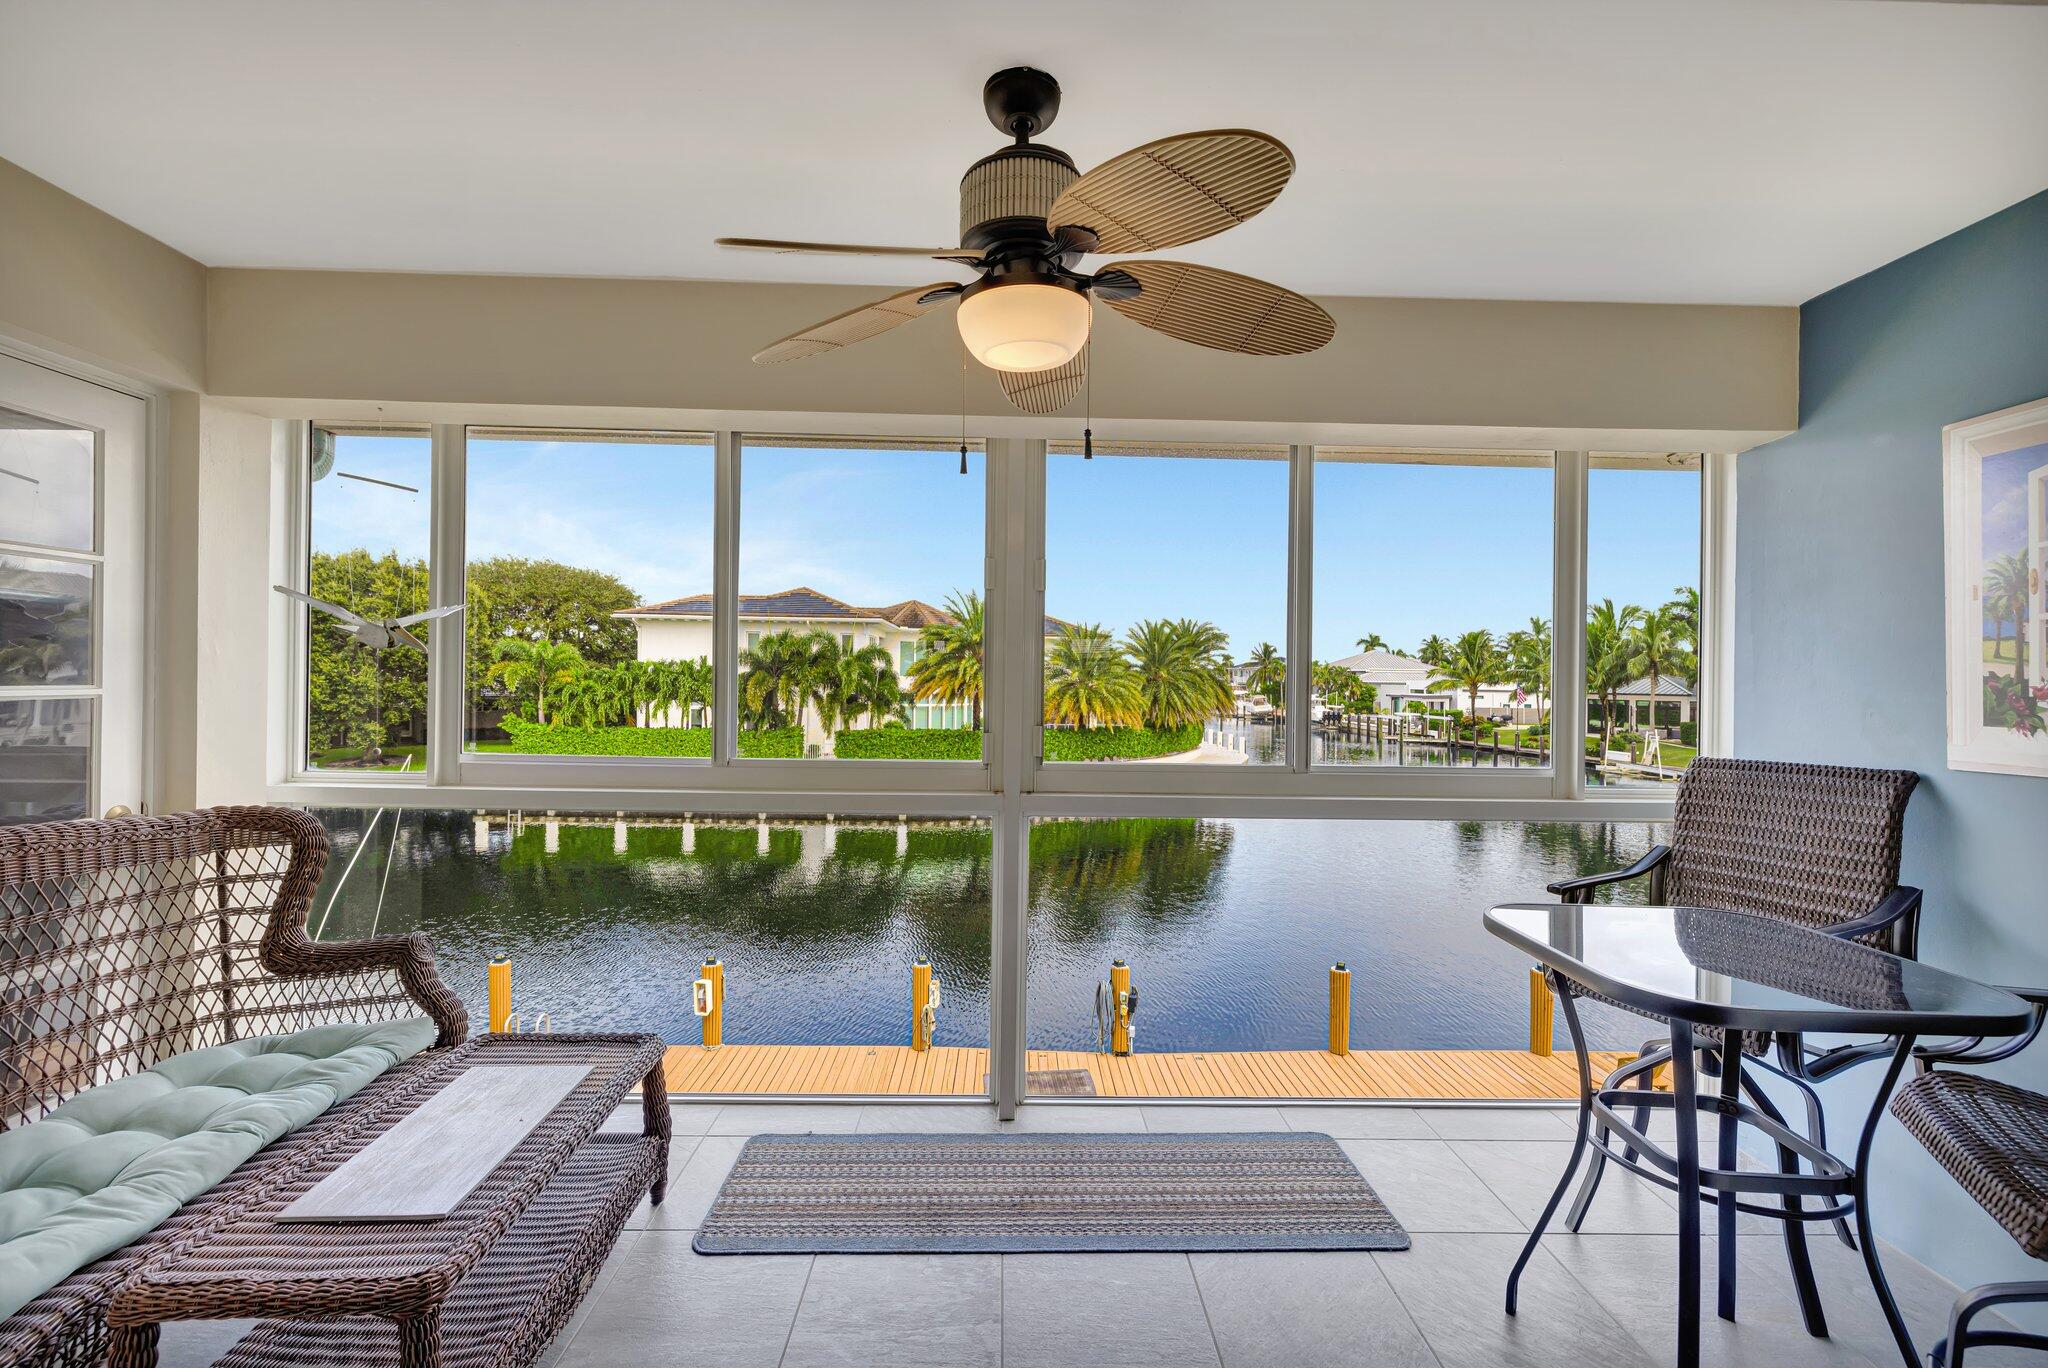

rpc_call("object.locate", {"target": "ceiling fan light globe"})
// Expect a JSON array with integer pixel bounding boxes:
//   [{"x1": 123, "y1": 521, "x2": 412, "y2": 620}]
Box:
[{"x1": 956, "y1": 283, "x2": 1091, "y2": 373}]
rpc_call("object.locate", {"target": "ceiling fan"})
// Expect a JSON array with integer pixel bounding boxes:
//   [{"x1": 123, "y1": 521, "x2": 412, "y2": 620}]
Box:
[
  {"x1": 273, "y1": 586, "x2": 463, "y2": 654},
  {"x1": 718, "y1": 67, "x2": 1335, "y2": 415}
]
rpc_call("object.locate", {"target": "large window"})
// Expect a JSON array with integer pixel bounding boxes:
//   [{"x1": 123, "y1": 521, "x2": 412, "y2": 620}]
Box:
[
  {"x1": 1587, "y1": 454, "x2": 1704, "y2": 787},
  {"x1": 462, "y1": 428, "x2": 713, "y2": 757},
  {"x1": 1043, "y1": 442, "x2": 1289, "y2": 765},
  {"x1": 736, "y1": 437, "x2": 986, "y2": 761},
  {"x1": 1313, "y1": 451, "x2": 1555, "y2": 770},
  {"x1": 303, "y1": 423, "x2": 433, "y2": 775}
]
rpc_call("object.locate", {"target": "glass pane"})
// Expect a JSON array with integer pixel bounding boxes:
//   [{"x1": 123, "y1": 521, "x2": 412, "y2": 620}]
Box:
[
  {"x1": 1587, "y1": 454, "x2": 1703, "y2": 786},
  {"x1": 304, "y1": 424, "x2": 432, "y2": 774},
  {"x1": 1025, "y1": 817, "x2": 1662, "y2": 1099},
  {"x1": 1044, "y1": 442, "x2": 1287, "y2": 764},
  {"x1": 0, "y1": 552, "x2": 94, "y2": 685},
  {"x1": 462, "y1": 429, "x2": 713, "y2": 755},
  {"x1": 736, "y1": 437, "x2": 986, "y2": 760},
  {"x1": 0, "y1": 697, "x2": 91, "y2": 824},
  {"x1": 309, "y1": 808, "x2": 991, "y2": 1097},
  {"x1": 0, "y1": 408, "x2": 93, "y2": 552},
  {"x1": 1312, "y1": 451, "x2": 1554, "y2": 768}
]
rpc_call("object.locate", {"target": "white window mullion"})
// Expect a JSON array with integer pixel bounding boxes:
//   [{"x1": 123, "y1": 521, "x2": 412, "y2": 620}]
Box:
[
  {"x1": 1701, "y1": 451, "x2": 1736, "y2": 758},
  {"x1": 988, "y1": 436, "x2": 1042, "y2": 1115},
  {"x1": 1552, "y1": 451, "x2": 1589, "y2": 800},
  {"x1": 712, "y1": 430, "x2": 740, "y2": 767},
  {"x1": 427, "y1": 422, "x2": 465, "y2": 785},
  {"x1": 1286, "y1": 444, "x2": 1313, "y2": 773}
]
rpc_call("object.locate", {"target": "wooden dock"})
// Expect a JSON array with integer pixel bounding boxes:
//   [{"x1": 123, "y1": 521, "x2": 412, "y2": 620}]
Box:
[{"x1": 660, "y1": 1043, "x2": 1624, "y2": 1101}]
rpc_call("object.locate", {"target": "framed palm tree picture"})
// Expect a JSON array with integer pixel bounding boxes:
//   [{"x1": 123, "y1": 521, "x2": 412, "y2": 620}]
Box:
[{"x1": 1944, "y1": 394, "x2": 2048, "y2": 776}]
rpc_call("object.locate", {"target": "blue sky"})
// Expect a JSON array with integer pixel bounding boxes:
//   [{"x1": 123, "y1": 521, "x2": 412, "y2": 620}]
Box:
[{"x1": 312, "y1": 436, "x2": 1700, "y2": 658}]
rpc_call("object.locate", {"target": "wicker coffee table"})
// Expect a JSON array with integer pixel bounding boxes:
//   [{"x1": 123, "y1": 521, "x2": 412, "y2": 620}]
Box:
[{"x1": 106, "y1": 1033, "x2": 669, "y2": 1368}]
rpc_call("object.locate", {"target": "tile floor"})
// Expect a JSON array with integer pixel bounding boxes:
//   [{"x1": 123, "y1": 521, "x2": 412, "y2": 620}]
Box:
[{"x1": 156, "y1": 1101, "x2": 2020, "y2": 1368}]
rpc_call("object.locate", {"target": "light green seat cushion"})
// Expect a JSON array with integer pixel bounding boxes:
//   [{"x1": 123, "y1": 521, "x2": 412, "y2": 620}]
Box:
[{"x1": 0, "y1": 1017, "x2": 436, "y2": 1320}]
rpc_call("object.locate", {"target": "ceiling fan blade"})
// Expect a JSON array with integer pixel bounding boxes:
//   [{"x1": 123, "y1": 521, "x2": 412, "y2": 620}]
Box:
[
  {"x1": 389, "y1": 602, "x2": 465, "y2": 627},
  {"x1": 1047, "y1": 130, "x2": 1294, "y2": 255},
  {"x1": 752, "y1": 283, "x2": 959, "y2": 364},
  {"x1": 716, "y1": 237, "x2": 983, "y2": 266},
  {"x1": 272, "y1": 584, "x2": 369, "y2": 627},
  {"x1": 995, "y1": 346, "x2": 1087, "y2": 415},
  {"x1": 1098, "y1": 260, "x2": 1334, "y2": 356}
]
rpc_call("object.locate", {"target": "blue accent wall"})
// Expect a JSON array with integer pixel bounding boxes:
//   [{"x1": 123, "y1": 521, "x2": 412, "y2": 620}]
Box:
[{"x1": 1737, "y1": 190, "x2": 2048, "y2": 1294}]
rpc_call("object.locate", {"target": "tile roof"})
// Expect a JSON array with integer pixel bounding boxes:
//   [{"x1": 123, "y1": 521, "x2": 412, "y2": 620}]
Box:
[{"x1": 620, "y1": 588, "x2": 1068, "y2": 638}]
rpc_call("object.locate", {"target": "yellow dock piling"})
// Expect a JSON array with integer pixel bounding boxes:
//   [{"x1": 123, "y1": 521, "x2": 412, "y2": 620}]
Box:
[
  {"x1": 696, "y1": 959, "x2": 724, "y2": 1050},
  {"x1": 911, "y1": 960, "x2": 935, "y2": 1052},
  {"x1": 1110, "y1": 959, "x2": 1134, "y2": 1057},
  {"x1": 1328, "y1": 962, "x2": 1352, "y2": 1056},
  {"x1": 1528, "y1": 967, "x2": 1554, "y2": 1057},
  {"x1": 487, "y1": 959, "x2": 512, "y2": 1033}
]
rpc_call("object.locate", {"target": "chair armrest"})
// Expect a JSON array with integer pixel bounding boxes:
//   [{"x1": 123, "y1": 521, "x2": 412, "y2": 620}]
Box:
[
  {"x1": 1824, "y1": 885, "x2": 1922, "y2": 946},
  {"x1": 1545, "y1": 845, "x2": 1671, "y2": 904},
  {"x1": 1915, "y1": 986, "x2": 2048, "y2": 1070},
  {"x1": 261, "y1": 926, "x2": 470, "y2": 1048}
]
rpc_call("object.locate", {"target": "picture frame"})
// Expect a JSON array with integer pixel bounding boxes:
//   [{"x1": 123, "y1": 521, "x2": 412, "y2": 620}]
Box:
[{"x1": 1944, "y1": 394, "x2": 2048, "y2": 777}]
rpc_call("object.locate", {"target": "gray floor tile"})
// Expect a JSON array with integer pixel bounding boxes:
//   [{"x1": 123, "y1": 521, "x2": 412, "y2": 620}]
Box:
[
  {"x1": 624, "y1": 1134, "x2": 702, "y2": 1230},
  {"x1": 549, "y1": 1232, "x2": 811, "y2": 1368},
  {"x1": 1373, "y1": 1233, "x2": 1652, "y2": 1368},
  {"x1": 1420, "y1": 1106, "x2": 1578, "y2": 1141},
  {"x1": 1192, "y1": 1251, "x2": 1436, "y2": 1368},
  {"x1": 1337, "y1": 1138, "x2": 1523, "y2": 1233},
  {"x1": 642, "y1": 1134, "x2": 744, "y2": 1229},
  {"x1": 1772, "y1": 1234, "x2": 2037, "y2": 1367},
  {"x1": 999, "y1": 1103, "x2": 1149, "y2": 1132},
  {"x1": 157, "y1": 1319, "x2": 257, "y2": 1368},
  {"x1": 858, "y1": 1102, "x2": 1000, "y2": 1132},
  {"x1": 1452, "y1": 1140, "x2": 1678, "y2": 1235},
  {"x1": 781, "y1": 1255, "x2": 1001, "y2": 1368},
  {"x1": 1002, "y1": 1253, "x2": 1223, "y2": 1367},
  {"x1": 1544, "y1": 1232, "x2": 1879, "y2": 1368},
  {"x1": 1140, "y1": 1105, "x2": 1289, "y2": 1132},
  {"x1": 708, "y1": 1103, "x2": 863, "y2": 1135},
  {"x1": 1280, "y1": 1105, "x2": 1435, "y2": 1138},
  {"x1": 667, "y1": 1102, "x2": 725, "y2": 1135},
  {"x1": 537, "y1": 1230, "x2": 645, "y2": 1368}
]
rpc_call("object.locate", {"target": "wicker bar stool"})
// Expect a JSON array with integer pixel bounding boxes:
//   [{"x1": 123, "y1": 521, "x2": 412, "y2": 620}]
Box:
[
  {"x1": 1545, "y1": 757, "x2": 1922, "y2": 1250},
  {"x1": 1891, "y1": 1000, "x2": 2048, "y2": 1368}
]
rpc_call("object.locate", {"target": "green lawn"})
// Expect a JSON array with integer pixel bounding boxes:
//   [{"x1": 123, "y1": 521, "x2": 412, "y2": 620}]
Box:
[{"x1": 309, "y1": 744, "x2": 426, "y2": 771}]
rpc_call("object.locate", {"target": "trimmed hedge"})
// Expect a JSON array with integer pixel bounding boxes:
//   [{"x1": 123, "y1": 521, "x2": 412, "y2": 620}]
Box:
[
  {"x1": 1044, "y1": 723, "x2": 1203, "y2": 761},
  {"x1": 833, "y1": 728, "x2": 982, "y2": 760},
  {"x1": 499, "y1": 717, "x2": 801, "y2": 758}
]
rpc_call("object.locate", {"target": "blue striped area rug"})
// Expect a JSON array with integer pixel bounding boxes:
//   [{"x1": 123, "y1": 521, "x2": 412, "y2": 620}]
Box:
[{"x1": 691, "y1": 1131, "x2": 1409, "y2": 1254}]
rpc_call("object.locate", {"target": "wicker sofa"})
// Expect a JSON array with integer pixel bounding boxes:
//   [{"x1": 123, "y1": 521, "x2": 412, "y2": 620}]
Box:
[{"x1": 0, "y1": 806, "x2": 468, "y2": 1368}]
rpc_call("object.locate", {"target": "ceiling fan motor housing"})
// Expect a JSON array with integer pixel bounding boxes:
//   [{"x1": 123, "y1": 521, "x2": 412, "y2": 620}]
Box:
[{"x1": 959, "y1": 144, "x2": 1077, "y2": 254}]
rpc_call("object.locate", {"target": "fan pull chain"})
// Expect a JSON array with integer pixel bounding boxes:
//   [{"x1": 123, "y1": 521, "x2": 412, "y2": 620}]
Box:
[
  {"x1": 959, "y1": 345, "x2": 970, "y2": 475},
  {"x1": 1083, "y1": 329, "x2": 1094, "y2": 460}
]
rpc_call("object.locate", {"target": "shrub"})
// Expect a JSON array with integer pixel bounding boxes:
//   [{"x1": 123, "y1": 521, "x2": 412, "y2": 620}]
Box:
[
  {"x1": 1044, "y1": 724, "x2": 1203, "y2": 761},
  {"x1": 498, "y1": 717, "x2": 800, "y2": 758},
  {"x1": 833, "y1": 728, "x2": 981, "y2": 760},
  {"x1": 1678, "y1": 721, "x2": 1698, "y2": 747}
]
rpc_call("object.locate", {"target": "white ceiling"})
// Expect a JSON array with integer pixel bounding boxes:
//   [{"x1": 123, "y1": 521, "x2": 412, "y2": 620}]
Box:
[{"x1": 2, "y1": 0, "x2": 2044, "y2": 305}]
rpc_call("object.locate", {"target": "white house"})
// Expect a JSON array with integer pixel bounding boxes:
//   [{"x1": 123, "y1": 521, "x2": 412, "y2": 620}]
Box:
[{"x1": 1325, "y1": 649, "x2": 1544, "y2": 722}]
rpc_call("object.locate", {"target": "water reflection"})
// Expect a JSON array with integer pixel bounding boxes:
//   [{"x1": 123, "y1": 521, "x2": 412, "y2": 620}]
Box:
[{"x1": 313, "y1": 810, "x2": 1653, "y2": 1055}]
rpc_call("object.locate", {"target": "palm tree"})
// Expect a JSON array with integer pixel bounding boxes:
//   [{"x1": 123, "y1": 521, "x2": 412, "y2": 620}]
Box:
[
  {"x1": 907, "y1": 589, "x2": 986, "y2": 728},
  {"x1": 1244, "y1": 642, "x2": 1285, "y2": 709},
  {"x1": 1665, "y1": 586, "x2": 1702, "y2": 690},
  {"x1": 1417, "y1": 634, "x2": 1451, "y2": 669},
  {"x1": 1988, "y1": 552, "x2": 2031, "y2": 680},
  {"x1": 489, "y1": 637, "x2": 584, "y2": 724},
  {"x1": 1427, "y1": 629, "x2": 1503, "y2": 721},
  {"x1": 1504, "y1": 616, "x2": 1552, "y2": 721},
  {"x1": 740, "y1": 630, "x2": 819, "y2": 731},
  {"x1": 1355, "y1": 633, "x2": 1387, "y2": 654},
  {"x1": 1626, "y1": 606, "x2": 1689, "y2": 741},
  {"x1": 663, "y1": 656, "x2": 714, "y2": 727},
  {"x1": 841, "y1": 645, "x2": 908, "y2": 728},
  {"x1": 1585, "y1": 599, "x2": 1643, "y2": 748},
  {"x1": 1045, "y1": 624, "x2": 1143, "y2": 729},
  {"x1": 1123, "y1": 618, "x2": 1233, "y2": 728},
  {"x1": 553, "y1": 669, "x2": 625, "y2": 728}
]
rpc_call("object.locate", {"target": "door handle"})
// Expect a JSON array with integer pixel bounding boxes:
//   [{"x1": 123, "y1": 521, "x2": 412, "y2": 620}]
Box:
[{"x1": 103, "y1": 805, "x2": 133, "y2": 819}]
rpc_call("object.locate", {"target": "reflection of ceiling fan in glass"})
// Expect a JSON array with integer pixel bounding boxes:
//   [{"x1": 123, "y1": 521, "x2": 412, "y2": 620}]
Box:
[
  {"x1": 272, "y1": 586, "x2": 462, "y2": 654},
  {"x1": 718, "y1": 67, "x2": 1335, "y2": 414}
]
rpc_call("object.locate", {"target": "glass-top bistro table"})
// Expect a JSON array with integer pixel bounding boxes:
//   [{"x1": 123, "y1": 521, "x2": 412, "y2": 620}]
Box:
[{"x1": 1486, "y1": 902, "x2": 2032, "y2": 1368}]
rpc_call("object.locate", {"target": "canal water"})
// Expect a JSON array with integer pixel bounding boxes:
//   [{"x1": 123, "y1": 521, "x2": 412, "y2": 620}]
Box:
[{"x1": 312, "y1": 809, "x2": 1656, "y2": 1056}]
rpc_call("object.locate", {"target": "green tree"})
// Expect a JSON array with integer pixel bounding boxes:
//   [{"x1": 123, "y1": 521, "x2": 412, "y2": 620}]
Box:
[
  {"x1": 644, "y1": 657, "x2": 713, "y2": 726},
  {"x1": 740, "y1": 630, "x2": 823, "y2": 731},
  {"x1": 1427, "y1": 629, "x2": 1505, "y2": 721},
  {"x1": 1354, "y1": 633, "x2": 1387, "y2": 654},
  {"x1": 836, "y1": 643, "x2": 907, "y2": 729},
  {"x1": 553, "y1": 668, "x2": 625, "y2": 728},
  {"x1": 490, "y1": 637, "x2": 584, "y2": 724},
  {"x1": 1665, "y1": 585, "x2": 1702, "y2": 690},
  {"x1": 1045, "y1": 624, "x2": 1143, "y2": 729},
  {"x1": 1245, "y1": 642, "x2": 1285, "y2": 709},
  {"x1": 306, "y1": 549, "x2": 431, "y2": 754},
  {"x1": 1627, "y1": 605, "x2": 1691, "y2": 740},
  {"x1": 1586, "y1": 599, "x2": 1643, "y2": 748},
  {"x1": 1122, "y1": 618, "x2": 1233, "y2": 728},
  {"x1": 907, "y1": 589, "x2": 986, "y2": 729},
  {"x1": 463, "y1": 557, "x2": 639, "y2": 710},
  {"x1": 1417, "y1": 634, "x2": 1450, "y2": 669},
  {"x1": 1504, "y1": 616, "x2": 1552, "y2": 721},
  {"x1": 1988, "y1": 552, "x2": 2031, "y2": 681}
]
